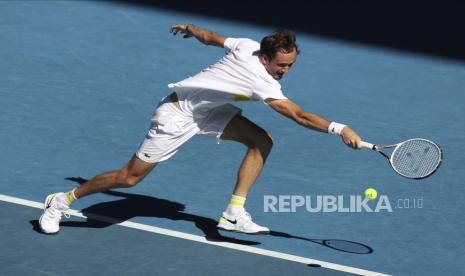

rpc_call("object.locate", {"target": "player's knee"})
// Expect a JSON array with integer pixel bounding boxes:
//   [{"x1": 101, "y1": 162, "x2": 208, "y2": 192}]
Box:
[
  {"x1": 118, "y1": 172, "x2": 141, "y2": 188},
  {"x1": 250, "y1": 131, "x2": 273, "y2": 153},
  {"x1": 263, "y1": 132, "x2": 274, "y2": 151},
  {"x1": 124, "y1": 176, "x2": 141, "y2": 188},
  {"x1": 267, "y1": 133, "x2": 274, "y2": 144}
]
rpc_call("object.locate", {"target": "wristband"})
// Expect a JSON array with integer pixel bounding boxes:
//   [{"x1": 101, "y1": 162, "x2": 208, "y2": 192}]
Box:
[{"x1": 328, "y1": 122, "x2": 346, "y2": 136}]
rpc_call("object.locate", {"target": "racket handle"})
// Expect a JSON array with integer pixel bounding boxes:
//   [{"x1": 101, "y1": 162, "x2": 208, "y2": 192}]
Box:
[{"x1": 360, "y1": 141, "x2": 376, "y2": 150}]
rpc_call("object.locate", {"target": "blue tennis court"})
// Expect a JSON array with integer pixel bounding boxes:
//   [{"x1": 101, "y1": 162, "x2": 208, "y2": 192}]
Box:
[{"x1": 1, "y1": 1, "x2": 464, "y2": 275}]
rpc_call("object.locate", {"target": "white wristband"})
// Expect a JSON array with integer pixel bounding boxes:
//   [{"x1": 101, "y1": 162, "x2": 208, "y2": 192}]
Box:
[{"x1": 328, "y1": 122, "x2": 346, "y2": 136}]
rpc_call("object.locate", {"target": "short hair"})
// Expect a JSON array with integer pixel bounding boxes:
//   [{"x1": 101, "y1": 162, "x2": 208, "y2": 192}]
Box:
[{"x1": 260, "y1": 29, "x2": 300, "y2": 60}]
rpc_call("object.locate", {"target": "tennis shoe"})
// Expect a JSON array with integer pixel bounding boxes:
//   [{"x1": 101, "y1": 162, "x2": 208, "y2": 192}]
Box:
[
  {"x1": 39, "y1": 193, "x2": 70, "y2": 234},
  {"x1": 217, "y1": 209, "x2": 269, "y2": 234}
]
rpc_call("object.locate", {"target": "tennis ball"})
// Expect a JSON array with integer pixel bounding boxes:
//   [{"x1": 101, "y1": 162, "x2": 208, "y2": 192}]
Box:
[{"x1": 364, "y1": 188, "x2": 378, "y2": 200}]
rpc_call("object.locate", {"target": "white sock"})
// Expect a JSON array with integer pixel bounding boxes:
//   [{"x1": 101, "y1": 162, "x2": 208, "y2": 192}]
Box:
[
  {"x1": 225, "y1": 195, "x2": 246, "y2": 216},
  {"x1": 55, "y1": 192, "x2": 72, "y2": 207},
  {"x1": 64, "y1": 189, "x2": 77, "y2": 205}
]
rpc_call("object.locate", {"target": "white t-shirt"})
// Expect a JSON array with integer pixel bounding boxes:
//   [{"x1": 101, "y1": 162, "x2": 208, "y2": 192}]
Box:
[{"x1": 168, "y1": 37, "x2": 287, "y2": 113}]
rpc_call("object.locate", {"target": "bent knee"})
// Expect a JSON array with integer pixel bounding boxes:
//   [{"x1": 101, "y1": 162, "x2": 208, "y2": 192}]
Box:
[
  {"x1": 249, "y1": 131, "x2": 274, "y2": 151},
  {"x1": 264, "y1": 132, "x2": 274, "y2": 149},
  {"x1": 117, "y1": 172, "x2": 142, "y2": 188},
  {"x1": 267, "y1": 133, "x2": 274, "y2": 143}
]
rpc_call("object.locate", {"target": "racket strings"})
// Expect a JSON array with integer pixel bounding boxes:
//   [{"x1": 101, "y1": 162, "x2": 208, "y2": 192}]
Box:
[{"x1": 391, "y1": 139, "x2": 442, "y2": 178}]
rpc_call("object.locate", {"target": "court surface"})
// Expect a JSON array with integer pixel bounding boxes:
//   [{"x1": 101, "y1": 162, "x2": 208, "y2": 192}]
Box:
[{"x1": 1, "y1": 1, "x2": 464, "y2": 275}]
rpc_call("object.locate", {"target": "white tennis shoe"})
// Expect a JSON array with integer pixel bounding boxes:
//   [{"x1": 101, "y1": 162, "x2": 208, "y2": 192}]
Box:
[
  {"x1": 217, "y1": 209, "x2": 270, "y2": 235},
  {"x1": 39, "y1": 193, "x2": 70, "y2": 234}
]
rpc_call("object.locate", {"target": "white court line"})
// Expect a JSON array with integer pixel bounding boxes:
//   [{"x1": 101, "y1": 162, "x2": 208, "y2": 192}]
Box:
[{"x1": 0, "y1": 194, "x2": 389, "y2": 276}]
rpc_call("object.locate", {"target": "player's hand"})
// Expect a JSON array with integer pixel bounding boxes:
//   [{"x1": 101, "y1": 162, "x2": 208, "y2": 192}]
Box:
[
  {"x1": 341, "y1": 127, "x2": 362, "y2": 149},
  {"x1": 170, "y1": 24, "x2": 193, "y2": 38}
]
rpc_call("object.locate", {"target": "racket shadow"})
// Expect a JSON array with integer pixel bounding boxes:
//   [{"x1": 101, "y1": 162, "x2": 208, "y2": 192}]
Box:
[
  {"x1": 268, "y1": 231, "x2": 373, "y2": 254},
  {"x1": 31, "y1": 177, "x2": 260, "y2": 246}
]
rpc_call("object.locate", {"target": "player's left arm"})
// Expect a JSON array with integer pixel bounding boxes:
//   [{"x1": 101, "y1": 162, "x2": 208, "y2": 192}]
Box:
[
  {"x1": 170, "y1": 24, "x2": 226, "y2": 48},
  {"x1": 266, "y1": 98, "x2": 362, "y2": 149}
]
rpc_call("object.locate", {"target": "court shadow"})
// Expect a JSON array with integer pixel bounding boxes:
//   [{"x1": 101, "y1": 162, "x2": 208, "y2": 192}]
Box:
[
  {"x1": 30, "y1": 220, "x2": 42, "y2": 233},
  {"x1": 114, "y1": 0, "x2": 465, "y2": 62},
  {"x1": 268, "y1": 230, "x2": 373, "y2": 254},
  {"x1": 39, "y1": 177, "x2": 260, "y2": 246}
]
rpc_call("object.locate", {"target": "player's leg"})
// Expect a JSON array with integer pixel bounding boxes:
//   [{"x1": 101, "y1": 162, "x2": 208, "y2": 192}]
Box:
[
  {"x1": 217, "y1": 114, "x2": 273, "y2": 234},
  {"x1": 220, "y1": 114, "x2": 273, "y2": 197},
  {"x1": 74, "y1": 155, "x2": 157, "y2": 198},
  {"x1": 39, "y1": 155, "x2": 157, "y2": 234},
  {"x1": 38, "y1": 93, "x2": 195, "y2": 234}
]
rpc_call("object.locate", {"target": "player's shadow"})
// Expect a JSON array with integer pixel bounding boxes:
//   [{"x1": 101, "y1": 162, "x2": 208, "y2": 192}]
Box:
[
  {"x1": 31, "y1": 177, "x2": 373, "y2": 253},
  {"x1": 31, "y1": 177, "x2": 260, "y2": 246}
]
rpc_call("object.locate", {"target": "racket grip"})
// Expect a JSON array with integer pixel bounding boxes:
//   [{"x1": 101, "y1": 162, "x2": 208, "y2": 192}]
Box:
[{"x1": 360, "y1": 141, "x2": 376, "y2": 150}]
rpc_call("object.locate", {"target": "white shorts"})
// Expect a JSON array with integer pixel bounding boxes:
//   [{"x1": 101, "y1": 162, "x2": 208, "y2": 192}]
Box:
[{"x1": 136, "y1": 95, "x2": 241, "y2": 163}]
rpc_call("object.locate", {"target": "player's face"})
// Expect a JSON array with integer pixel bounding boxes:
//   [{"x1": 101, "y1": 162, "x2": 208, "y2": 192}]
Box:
[{"x1": 261, "y1": 48, "x2": 297, "y2": 80}]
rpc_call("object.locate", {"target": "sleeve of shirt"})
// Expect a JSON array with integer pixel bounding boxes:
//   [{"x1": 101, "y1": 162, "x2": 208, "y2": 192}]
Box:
[
  {"x1": 224, "y1": 37, "x2": 241, "y2": 53},
  {"x1": 252, "y1": 79, "x2": 288, "y2": 103},
  {"x1": 224, "y1": 38, "x2": 258, "y2": 54}
]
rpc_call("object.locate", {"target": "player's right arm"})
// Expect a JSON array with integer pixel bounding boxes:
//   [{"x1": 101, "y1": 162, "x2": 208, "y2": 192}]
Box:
[
  {"x1": 266, "y1": 98, "x2": 362, "y2": 149},
  {"x1": 170, "y1": 24, "x2": 226, "y2": 48}
]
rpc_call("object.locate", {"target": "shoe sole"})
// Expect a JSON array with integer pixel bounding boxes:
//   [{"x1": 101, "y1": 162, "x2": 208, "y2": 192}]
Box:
[{"x1": 217, "y1": 226, "x2": 270, "y2": 235}]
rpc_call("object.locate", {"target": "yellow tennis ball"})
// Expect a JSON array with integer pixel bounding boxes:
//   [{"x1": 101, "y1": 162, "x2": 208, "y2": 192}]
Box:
[{"x1": 364, "y1": 188, "x2": 378, "y2": 200}]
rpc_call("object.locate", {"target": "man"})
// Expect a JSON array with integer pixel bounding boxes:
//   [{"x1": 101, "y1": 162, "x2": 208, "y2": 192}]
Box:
[{"x1": 39, "y1": 24, "x2": 362, "y2": 235}]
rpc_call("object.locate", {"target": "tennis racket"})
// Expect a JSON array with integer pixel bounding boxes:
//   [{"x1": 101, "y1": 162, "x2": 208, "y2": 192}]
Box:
[{"x1": 360, "y1": 138, "x2": 442, "y2": 179}]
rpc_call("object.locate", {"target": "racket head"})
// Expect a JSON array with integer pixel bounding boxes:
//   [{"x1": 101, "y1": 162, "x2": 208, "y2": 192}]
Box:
[{"x1": 389, "y1": 138, "x2": 442, "y2": 179}]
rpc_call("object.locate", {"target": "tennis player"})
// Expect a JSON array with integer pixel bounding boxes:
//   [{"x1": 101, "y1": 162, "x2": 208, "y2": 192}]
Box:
[{"x1": 39, "y1": 24, "x2": 362, "y2": 235}]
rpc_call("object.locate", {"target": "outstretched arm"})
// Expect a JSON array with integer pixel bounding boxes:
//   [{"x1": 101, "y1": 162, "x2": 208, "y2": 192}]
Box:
[
  {"x1": 266, "y1": 98, "x2": 362, "y2": 149},
  {"x1": 170, "y1": 24, "x2": 226, "y2": 47}
]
